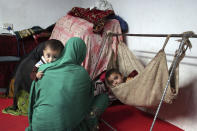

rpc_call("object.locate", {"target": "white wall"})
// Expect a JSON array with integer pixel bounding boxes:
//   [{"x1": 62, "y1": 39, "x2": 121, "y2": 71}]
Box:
[
  {"x1": 80, "y1": 0, "x2": 197, "y2": 131},
  {"x1": 1, "y1": 0, "x2": 197, "y2": 130},
  {"x1": 0, "y1": 0, "x2": 83, "y2": 32}
]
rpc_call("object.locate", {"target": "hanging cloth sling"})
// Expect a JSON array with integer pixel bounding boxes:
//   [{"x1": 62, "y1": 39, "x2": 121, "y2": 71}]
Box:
[{"x1": 109, "y1": 36, "x2": 189, "y2": 107}]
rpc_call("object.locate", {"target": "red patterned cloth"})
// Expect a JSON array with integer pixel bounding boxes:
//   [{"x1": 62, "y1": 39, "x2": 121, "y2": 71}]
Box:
[
  {"x1": 0, "y1": 33, "x2": 50, "y2": 89},
  {"x1": 50, "y1": 14, "x2": 122, "y2": 79},
  {"x1": 0, "y1": 61, "x2": 19, "y2": 88},
  {"x1": 0, "y1": 35, "x2": 19, "y2": 56},
  {"x1": 127, "y1": 70, "x2": 138, "y2": 78},
  {"x1": 0, "y1": 33, "x2": 50, "y2": 57},
  {"x1": 68, "y1": 7, "x2": 115, "y2": 33}
]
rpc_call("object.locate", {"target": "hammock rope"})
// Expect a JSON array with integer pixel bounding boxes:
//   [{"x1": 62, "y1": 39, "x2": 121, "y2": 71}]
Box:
[{"x1": 161, "y1": 35, "x2": 171, "y2": 51}]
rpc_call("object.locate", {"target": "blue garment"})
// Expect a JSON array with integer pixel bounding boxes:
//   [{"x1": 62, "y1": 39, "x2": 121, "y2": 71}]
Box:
[{"x1": 108, "y1": 15, "x2": 128, "y2": 33}]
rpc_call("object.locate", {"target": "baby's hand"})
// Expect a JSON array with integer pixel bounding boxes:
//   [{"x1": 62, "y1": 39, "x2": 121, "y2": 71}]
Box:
[
  {"x1": 36, "y1": 71, "x2": 44, "y2": 80},
  {"x1": 126, "y1": 77, "x2": 133, "y2": 82}
]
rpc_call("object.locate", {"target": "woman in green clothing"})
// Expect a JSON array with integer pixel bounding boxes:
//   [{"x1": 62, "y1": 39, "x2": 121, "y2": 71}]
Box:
[{"x1": 26, "y1": 37, "x2": 109, "y2": 131}]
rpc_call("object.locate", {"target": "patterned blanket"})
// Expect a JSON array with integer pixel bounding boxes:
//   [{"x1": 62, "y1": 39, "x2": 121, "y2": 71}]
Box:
[
  {"x1": 68, "y1": 7, "x2": 114, "y2": 33},
  {"x1": 50, "y1": 14, "x2": 122, "y2": 79}
]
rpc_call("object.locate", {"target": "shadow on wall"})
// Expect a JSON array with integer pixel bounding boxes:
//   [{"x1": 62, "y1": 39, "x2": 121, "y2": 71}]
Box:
[{"x1": 151, "y1": 78, "x2": 197, "y2": 121}]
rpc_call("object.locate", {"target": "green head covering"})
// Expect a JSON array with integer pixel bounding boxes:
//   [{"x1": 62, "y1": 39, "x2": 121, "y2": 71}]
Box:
[
  {"x1": 27, "y1": 37, "x2": 94, "y2": 131},
  {"x1": 39, "y1": 37, "x2": 87, "y2": 71},
  {"x1": 60, "y1": 37, "x2": 87, "y2": 65}
]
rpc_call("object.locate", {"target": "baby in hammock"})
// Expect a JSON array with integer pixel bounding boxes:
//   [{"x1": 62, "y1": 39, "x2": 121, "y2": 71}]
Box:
[
  {"x1": 105, "y1": 68, "x2": 138, "y2": 87},
  {"x1": 30, "y1": 39, "x2": 64, "y2": 81}
]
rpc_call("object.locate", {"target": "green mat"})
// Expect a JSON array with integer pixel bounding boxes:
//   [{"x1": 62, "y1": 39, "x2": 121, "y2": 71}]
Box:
[{"x1": 2, "y1": 90, "x2": 29, "y2": 116}]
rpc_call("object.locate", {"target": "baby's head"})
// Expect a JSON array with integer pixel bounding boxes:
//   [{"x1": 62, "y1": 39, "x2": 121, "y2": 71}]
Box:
[
  {"x1": 43, "y1": 39, "x2": 64, "y2": 63},
  {"x1": 105, "y1": 68, "x2": 124, "y2": 87}
]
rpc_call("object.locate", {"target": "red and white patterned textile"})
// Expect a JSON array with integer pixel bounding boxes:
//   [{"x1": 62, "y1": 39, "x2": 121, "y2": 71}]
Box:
[{"x1": 50, "y1": 14, "x2": 122, "y2": 79}]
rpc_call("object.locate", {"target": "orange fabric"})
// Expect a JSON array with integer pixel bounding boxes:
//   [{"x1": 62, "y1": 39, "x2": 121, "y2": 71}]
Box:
[{"x1": 8, "y1": 78, "x2": 15, "y2": 98}]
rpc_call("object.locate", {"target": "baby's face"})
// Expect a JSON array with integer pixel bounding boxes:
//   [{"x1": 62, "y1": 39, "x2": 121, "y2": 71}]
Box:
[
  {"x1": 43, "y1": 47, "x2": 61, "y2": 63},
  {"x1": 107, "y1": 73, "x2": 124, "y2": 87}
]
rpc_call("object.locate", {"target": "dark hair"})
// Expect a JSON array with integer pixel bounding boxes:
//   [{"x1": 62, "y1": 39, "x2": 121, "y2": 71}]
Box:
[
  {"x1": 44, "y1": 39, "x2": 64, "y2": 52},
  {"x1": 105, "y1": 68, "x2": 122, "y2": 86}
]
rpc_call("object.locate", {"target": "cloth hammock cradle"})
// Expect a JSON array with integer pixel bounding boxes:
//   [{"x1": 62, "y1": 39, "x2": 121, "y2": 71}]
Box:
[{"x1": 105, "y1": 35, "x2": 190, "y2": 107}]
